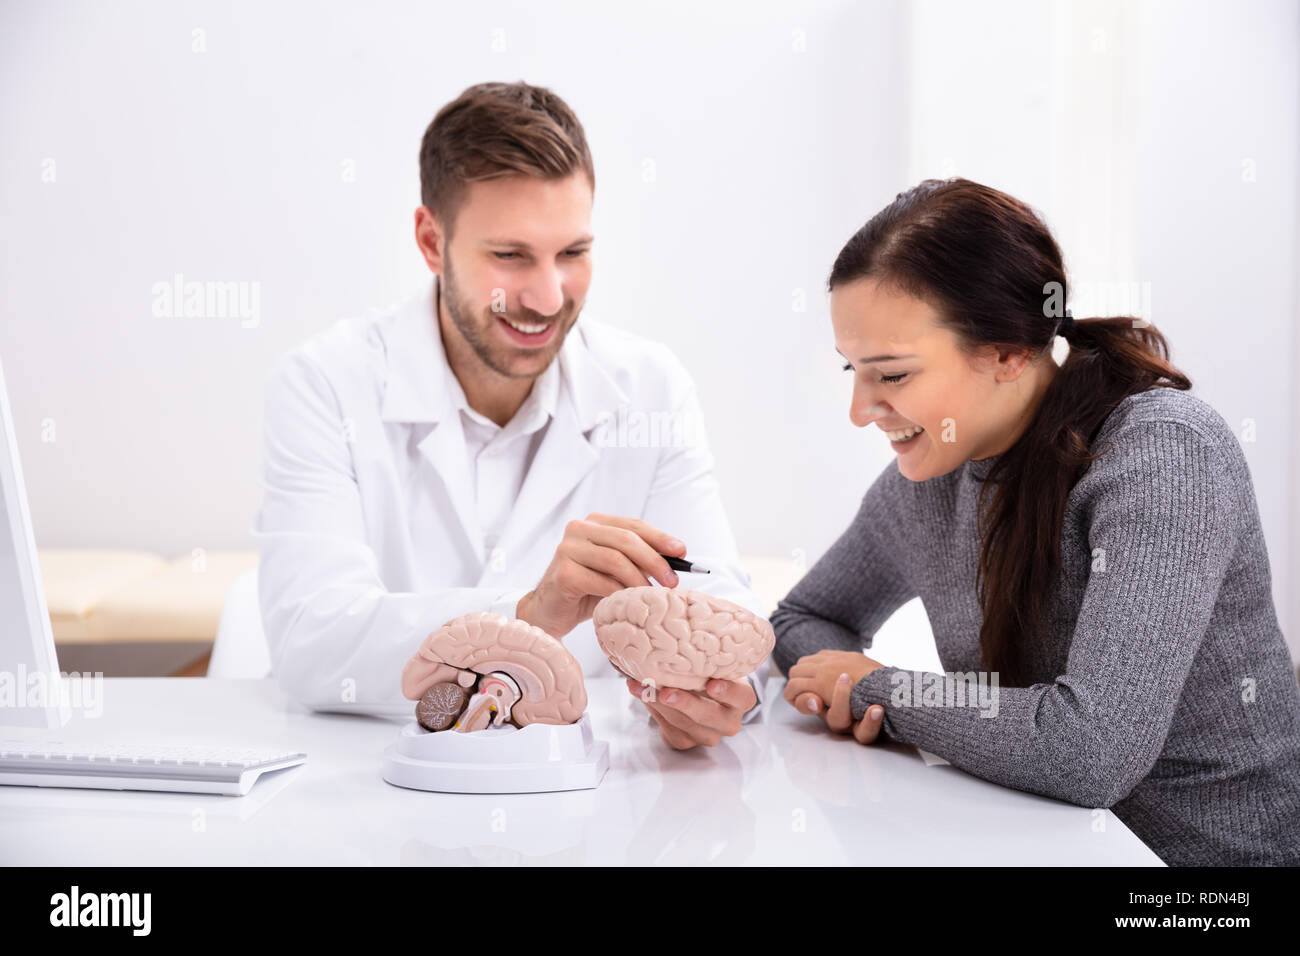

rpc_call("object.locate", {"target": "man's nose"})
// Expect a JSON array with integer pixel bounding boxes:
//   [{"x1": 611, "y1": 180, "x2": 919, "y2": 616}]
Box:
[{"x1": 517, "y1": 268, "x2": 565, "y2": 317}]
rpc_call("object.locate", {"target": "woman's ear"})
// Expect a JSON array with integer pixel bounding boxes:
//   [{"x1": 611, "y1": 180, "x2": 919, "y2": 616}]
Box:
[{"x1": 992, "y1": 345, "x2": 1036, "y2": 383}]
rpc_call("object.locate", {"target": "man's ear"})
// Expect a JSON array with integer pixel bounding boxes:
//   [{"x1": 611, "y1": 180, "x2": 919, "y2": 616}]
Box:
[{"x1": 414, "y1": 206, "x2": 446, "y2": 274}]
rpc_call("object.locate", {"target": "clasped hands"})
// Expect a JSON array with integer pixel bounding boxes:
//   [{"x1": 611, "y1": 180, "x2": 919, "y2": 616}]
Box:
[{"x1": 783, "y1": 649, "x2": 888, "y2": 745}]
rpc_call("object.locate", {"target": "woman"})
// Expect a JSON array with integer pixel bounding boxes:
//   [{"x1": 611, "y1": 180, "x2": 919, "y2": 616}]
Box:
[{"x1": 773, "y1": 178, "x2": 1300, "y2": 867}]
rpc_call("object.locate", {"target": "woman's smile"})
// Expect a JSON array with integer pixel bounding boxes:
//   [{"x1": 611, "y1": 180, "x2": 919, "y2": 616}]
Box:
[{"x1": 888, "y1": 427, "x2": 926, "y2": 452}]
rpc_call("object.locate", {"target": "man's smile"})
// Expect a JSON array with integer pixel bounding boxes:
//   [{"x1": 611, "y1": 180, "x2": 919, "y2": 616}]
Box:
[{"x1": 496, "y1": 313, "x2": 560, "y2": 347}]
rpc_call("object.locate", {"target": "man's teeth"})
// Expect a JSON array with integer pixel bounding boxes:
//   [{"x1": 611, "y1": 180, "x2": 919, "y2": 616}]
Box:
[
  {"x1": 503, "y1": 316, "x2": 549, "y2": 334},
  {"x1": 885, "y1": 425, "x2": 925, "y2": 441}
]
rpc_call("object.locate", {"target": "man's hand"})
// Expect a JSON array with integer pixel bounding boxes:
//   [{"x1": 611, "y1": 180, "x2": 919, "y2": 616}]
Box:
[
  {"x1": 783, "y1": 650, "x2": 887, "y2": 745},
  {"x1": 626, "y1": 677, "x2": 755, "y2": 750},
  {"x1": 517, "y1": 513, "x2": 686, "y2": 638}
]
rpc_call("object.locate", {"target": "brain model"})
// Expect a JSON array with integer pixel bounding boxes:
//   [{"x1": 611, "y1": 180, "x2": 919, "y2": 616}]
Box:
[
  {"x1": 592, "y1": 587, "x2": 774, "y2": 692},
  {"x1": 401, "y1": 612, "x2": 587, "y2": 734}
]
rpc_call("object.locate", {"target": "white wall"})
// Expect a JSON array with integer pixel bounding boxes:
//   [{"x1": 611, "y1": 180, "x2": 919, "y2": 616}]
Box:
[
  {"x1": 1130, "y1": 0, "x2": 1299, "y2": 660},
  {"x1": 1, "y1": 0, "x2": 1295, "y2": 656},
  {"x1": 907, "y1": 0, "x2": 1299, "y2": 658},
  {"x1": 0, "y1": 0, "x2": 905, "y2": 567}
]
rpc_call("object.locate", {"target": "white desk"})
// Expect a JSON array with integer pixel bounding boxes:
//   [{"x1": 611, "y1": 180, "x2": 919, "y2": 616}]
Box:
[{"x1": 0, "y1": 677, "x2": 1163, "y2": 865}]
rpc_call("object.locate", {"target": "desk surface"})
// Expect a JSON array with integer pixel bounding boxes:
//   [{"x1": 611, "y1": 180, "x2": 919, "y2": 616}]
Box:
[{"x1": 0, "y1": 677, "x2": 1162, "y2": 865}]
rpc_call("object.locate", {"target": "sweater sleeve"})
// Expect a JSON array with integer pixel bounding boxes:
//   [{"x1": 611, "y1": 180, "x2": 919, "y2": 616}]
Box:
[
  {"x1": 849, "y1": 421, "x2": 1239, "y2": 809},
  {"x1": 770, "y1": 462, "x2": 918, "y2": 677}
]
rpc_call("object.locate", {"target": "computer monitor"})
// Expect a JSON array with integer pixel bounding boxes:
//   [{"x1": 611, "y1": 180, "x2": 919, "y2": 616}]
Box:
[{"x1": 0, "y1": 355, "x2": 68, "y2": 729}]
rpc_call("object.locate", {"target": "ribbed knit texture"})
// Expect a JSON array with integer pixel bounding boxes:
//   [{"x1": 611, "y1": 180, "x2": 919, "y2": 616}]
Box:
[{"x1": 771, "y1": 387, "x2": 1300, "y2": 866}]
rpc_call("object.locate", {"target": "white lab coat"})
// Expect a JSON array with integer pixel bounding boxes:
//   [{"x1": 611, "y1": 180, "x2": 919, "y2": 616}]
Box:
[{"x1": 252, "y1": 277, "x2": 770, "y2": 722}]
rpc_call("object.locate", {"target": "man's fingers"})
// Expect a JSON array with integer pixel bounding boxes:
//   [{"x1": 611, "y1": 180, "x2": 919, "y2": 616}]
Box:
[
  {"x1": 702, "y1": 678, "x2": 755, "y2": 715},
  {"x1": 586, "y1": 512, "x2": 687, "y2": 558},
  {"x1": 647, "y1": 697, "x2": 722, "y2": 749},
  {"x1": 652, "y1": 689, "x2": 724, "y2": 730},
  {"x1": 825, "y1": 673, "x2": 853, "y2": 732},
  {"x1": 627, "y1": 680, "x2": 697, "y2": 749},
  {"x1": 567, "y1": 538, "x2": 656, "y2": 590},
  {"x1": 646, "y1": 706, "x2": 697, "y2": 750},
  {"x1": 853, "y1": 706, "x2": 884, "y2": 744},
  {"x1": 555, "y1": 562, "x2": 628, "y2": 603},
  {"x1": 584, "y1": 523, "x2": 677, "y2": 588},
  {"x1": 645, "y1": 701, "x2": 715, "y2": 748}
]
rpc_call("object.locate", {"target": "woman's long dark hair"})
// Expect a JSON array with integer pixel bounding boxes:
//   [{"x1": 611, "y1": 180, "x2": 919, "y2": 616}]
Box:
[{"x1": 828, "y1": 178, "x2": 1191, "y2": 687}]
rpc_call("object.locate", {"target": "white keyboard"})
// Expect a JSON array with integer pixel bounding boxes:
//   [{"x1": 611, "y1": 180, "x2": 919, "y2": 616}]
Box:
[{"x1": 0, "y1": 738, "x2": 307, "y2": 796}]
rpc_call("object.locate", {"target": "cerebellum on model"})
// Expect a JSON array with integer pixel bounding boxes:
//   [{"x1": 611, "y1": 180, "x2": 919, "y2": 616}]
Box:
[
  {"x1": 592, "y1": 586, "x2": 774, "y2": 693},
  {"x1": 401, "y1": 611, "x2": 588, "y2": 733}
]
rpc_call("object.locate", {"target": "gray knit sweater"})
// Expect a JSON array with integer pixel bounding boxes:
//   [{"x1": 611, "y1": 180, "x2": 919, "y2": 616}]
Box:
[{"x1": 770, "y1": 387, "x2": 1300, "y2": 866}]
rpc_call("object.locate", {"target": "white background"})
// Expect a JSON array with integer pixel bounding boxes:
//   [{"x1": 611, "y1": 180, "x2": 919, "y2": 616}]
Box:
[{"x1": 2, "y1": 0, "x2": 1296, "y2": 659}]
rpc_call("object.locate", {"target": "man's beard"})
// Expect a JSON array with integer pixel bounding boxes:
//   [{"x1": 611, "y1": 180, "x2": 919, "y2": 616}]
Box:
[{"x1": 441, "y1": 252, "x2": 578, "y2": 379}]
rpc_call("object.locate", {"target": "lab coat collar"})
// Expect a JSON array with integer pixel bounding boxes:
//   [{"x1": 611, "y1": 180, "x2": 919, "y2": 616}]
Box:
[
  {"x1": 378, "y1": 277, "x2": 453, "y2": 424},
  {"x1": 378, "y1": 276, "x2": 629, "y2": 564},
  {"x1": 379, "y1": 275, "x2": 627, "y2": 432},
  {"x1": 446, "y1": 336, "x2": 562, "y2": 441}
]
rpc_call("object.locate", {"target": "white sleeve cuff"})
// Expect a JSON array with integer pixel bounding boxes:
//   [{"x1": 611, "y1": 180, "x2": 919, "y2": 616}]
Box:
[
  {"x1": 741, "y1": 673, "x2": 762, "y2": 724},
  {"x1": 740, "y1": 657, "x2": 771, "y2": 724},
  {"x1": 489, "y1": 588, "x2": 530, "y2": 620}
]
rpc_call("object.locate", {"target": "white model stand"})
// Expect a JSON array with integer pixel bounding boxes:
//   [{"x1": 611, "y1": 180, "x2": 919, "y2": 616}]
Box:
[{"x1": 381, "y1": 712, "x2": 609, "y2": 794}]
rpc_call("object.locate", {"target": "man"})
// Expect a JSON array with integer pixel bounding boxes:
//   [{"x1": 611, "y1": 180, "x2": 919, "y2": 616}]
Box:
[{"x1": 253, "y1": 81, "x2": 770, "y2": 749}]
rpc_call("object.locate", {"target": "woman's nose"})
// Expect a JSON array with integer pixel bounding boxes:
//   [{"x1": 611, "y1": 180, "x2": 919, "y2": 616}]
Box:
[{"x1": 850, "y1": 390, "x2": 887, "y2": 428}]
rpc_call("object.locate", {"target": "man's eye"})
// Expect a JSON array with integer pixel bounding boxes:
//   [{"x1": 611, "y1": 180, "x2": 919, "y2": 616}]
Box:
[
  {"x1": 493, "y1": 252, "x2": 519, "y2": 260},
  {"x1": 564, "y1": 249, "x2": 589, "y2": 258}
]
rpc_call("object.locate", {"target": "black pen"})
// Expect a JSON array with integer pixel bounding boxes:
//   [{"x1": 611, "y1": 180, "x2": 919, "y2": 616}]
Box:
[{"x1": 659, "y1": 554, "x2": 712, "y2": 574}]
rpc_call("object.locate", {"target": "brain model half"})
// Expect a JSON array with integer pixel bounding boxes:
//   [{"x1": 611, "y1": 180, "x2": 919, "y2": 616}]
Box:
[
  {"x1": 592, "y1": 587, "x2": 774, "y2": 692},
  {"x1": 401, "y1": 612, "x2": 587, "y2": 734}
]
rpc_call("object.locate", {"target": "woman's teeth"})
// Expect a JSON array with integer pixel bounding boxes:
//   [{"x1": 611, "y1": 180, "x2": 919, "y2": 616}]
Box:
[
  {"x1": 885, "y1": 425, "x2": 925, "y2": 442},
  {"x1": 503, "y1": 316, "x2": 549, "y2": 334}
]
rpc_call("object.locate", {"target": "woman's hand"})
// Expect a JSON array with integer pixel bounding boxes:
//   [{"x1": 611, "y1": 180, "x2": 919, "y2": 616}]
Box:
[
  {"x1": 822, "y1": 671, "x2": 887, "y2": 743},
  {"x1": 784, "y1": 650, "x2": 887, "y2": 744}
]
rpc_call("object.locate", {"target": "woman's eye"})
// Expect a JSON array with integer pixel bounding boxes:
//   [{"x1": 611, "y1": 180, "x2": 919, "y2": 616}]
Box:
[
  {"x1": 564, "y1": 249, "x2": 588, "y2": 258},
  {"x1": 842, "y1": 362, "x2": 906, "y2": 384}
]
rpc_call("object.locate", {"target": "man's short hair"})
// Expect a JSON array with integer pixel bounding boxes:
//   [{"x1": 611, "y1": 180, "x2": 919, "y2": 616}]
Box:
[{"x1": 419, "y1": 81, "x2": 595, "y2": 239}]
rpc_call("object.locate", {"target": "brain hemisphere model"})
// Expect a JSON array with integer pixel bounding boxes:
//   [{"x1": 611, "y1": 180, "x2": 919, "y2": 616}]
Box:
[
  {"x1": 592, "y1": 587, "x2": 775, "y2": 691},
  {"x1": 401, "y1": 612, "x2": 587, "y2": 733}
]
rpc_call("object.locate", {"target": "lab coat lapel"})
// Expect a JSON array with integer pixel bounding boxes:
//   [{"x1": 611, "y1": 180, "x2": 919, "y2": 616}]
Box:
[
  {"x1": 503, "y1": 392, "x2": 597, "y2": 553},
  {"x1": 416, "y1": 418, "x2": 482, "y2": 560},
  {"x1": 380, "y1": 280, "x2": 483, "y2": 561},
  {"x1": 501, "y1": 321, "x2": 627, "y2": 555}
]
